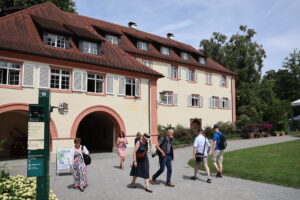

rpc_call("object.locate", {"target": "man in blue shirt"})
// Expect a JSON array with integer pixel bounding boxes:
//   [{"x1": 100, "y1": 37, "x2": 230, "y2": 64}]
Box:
[{"x1": 212, "y1": 125, "x2": 224, "y2": 178}]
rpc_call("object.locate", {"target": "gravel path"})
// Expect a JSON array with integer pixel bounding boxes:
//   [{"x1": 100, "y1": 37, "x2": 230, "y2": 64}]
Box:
[{"x1": 4, "y1": 135, "x2": 300, "y2": 200}]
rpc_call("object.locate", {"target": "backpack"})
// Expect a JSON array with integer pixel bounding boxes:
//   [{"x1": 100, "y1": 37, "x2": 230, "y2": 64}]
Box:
[{"x1": 218, "y1": 133, "x2": 227, "y2": 150}]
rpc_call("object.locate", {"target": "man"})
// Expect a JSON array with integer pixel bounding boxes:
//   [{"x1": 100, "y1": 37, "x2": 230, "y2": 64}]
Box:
[
  {"x1": 151, "y1": 129, "x2": 175, "y2": 187},
  {"x1": 212, "y1": 125, "x2": 224, "y2": 178},
  {"x1": 191, "y1": 128, "x2": 212, "y2": 183}
]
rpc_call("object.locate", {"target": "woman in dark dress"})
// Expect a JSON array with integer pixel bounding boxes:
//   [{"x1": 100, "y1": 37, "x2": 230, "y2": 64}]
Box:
[
  {"x1": 130, "y1": 133, "x2": 152, "y2": 193},
  {"x1": 134, "y1": 132, "x2": 142, "y2": 145}
]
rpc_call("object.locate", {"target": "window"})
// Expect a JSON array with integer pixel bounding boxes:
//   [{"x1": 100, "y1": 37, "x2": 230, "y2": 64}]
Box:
[
  {"x1": 220, "y1": 75, "x2": 227, "y2": 87},
  {"x1": 205, "y1": 72, "x2": 212, "y2": 84},
  {"x1": 199, "y1": 57, "x2": 206, "y2": 64},
  {"x1": 50, "y1": 68, "x2": 70, "y2": 90},
  {"x1": 211, "y1": 96, "x2": 219, "y2": 108},
  {"x1": 137, "y1": 41, "x2": 148, "y2": 51},
  {"x1": 188, "y1": 69, "x2": 195, "y2": 81},
  {"x1": 191, "y1": 94, "x2": 200, "y2": 107},
  {"x1": 81, "y1": 41, "x2": 98, "y2": 55},
  {"x1": 181, "y1": 52, "x2": 188, "y2": 60},
  {"x1": 125, "y1": 78, "x2": 136, "y2": 96},
  {"x1": 46, "y1": 33, "x2": 66, "y2": 49},
  {"x1": 87, "y1": 74, "x2": 104, "y2": 93},
  {"x1": 160, "y1": 46, "x2": 170, "y2": 55},
  {"x1": 105, "y1": 34, "x2": 119, "y2": 45},
  {"x1": 142, "y1": 60, "x2": 153, "y2": 68},
  {"x1": 0, "y1": 61, "x2": 21, "y2": 86},
  {"x1": 222, "y1": 98, "x2": 229, "y2": 109},
  {"x1": 161, "y1": 91, "x2": 173, "y2": 105},
  {"x1": 171, "y1": 66, "x2": 178, "y2": 79}
]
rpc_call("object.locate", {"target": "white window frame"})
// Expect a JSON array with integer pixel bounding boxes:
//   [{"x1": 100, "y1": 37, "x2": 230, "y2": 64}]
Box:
[
  {"x1": 125, "y1": 78, "x2": 136, "y2": 97},
  {"x1": 191, "y1": 94, "x2": 200, "y2": 107},
  {"x1": 199, "y1": 57, "x2": 206, "y2": 64},
  {"x1": 222, "y1": 98, "x2": 229, "y2": 109},
  {"x1": 46, "y1": 33, "x2": 66, "y2": 49},
  {"x1": 0, "y1": 61, "x2": 21, "y2": 86},
  {"x1": 171, "y1": 66, "x2": 178, "y2": 79},
  {"x1": 82, "y1": 41, "x2": 98, "y2": 55},
  {"x1": 50, "y1": 68, "x2": 71, "y2": 90},
  {"x1": 160, "y1": 46, "x2": 170, "y2": 56},
  {"x1": 142, "y1": 60, "x2": 153, "y2": 68},
  {"x1": 105, "y1": 34, "x2": 119, "y2": 45},
  {"x1": 212, "y1": 96, "x2": 219, "y2": 108},
  {"x1": 188, "y1": 69, "x2": 195, "y2": 82},
  {"x1": 137, "y1": 41, "x2": 148, "y2": 51},
  {"x1": 87, "y1": 73, "x2": 105, "y2": 94},
  {"x1": 220, "y1": 75, "x2": 227, "y2": 87},
  {"x1": 161, "y1": 91, "x2": 173, "y2": 105},
  {"x1": 181, "y1": 52, "x2": 188, "y2": 60},
  {"x1": 205, "y1": 72, "x2": 212, "y2": 85}
]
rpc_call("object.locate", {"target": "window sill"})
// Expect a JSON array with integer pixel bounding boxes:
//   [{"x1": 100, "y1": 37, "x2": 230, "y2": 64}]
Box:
[
  {"x1": 220, "y1": 85, "x2": 228, "y2": 88},
  {"x1": 187, "y1": 80, "x2": 197, "y2": 84},
  {"x1": 50, "y1": 89, "x2": 72, "y2": 93},
  {"x1": 169, "y1": 78, "x2": 179, "y2": 81},
  {"x1": 159, "y1": 104, "x2": 174, "y2": 107},
  {"x1": 0, "y1": 85, "x2": 22, "y2": 90},
  {"x1": 87, "y1": 92, "x2": 106, "y2": 96},
  {"x1": 205, "y1": 83, "x2": 213, "y2": 86},
  {"x1": 190, "y1": 106, "x2": 201, "y2": 108},
  {"x1": 124, "y1": 96, "x2": 140, "y2": 100}
]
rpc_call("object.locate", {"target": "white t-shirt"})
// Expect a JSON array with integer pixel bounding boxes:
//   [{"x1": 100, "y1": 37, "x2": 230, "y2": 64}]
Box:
[{"x1": 193, "y1": 135, "x2": 211, "y2": 156}]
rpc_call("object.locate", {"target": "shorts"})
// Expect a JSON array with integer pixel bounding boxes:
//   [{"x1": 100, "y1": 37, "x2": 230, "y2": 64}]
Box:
[
  {"x1": 212, "y1": 150, "x2": 224, "y2": 163},
  {"x1": 195, "y1": 156, "x2": 208, "y2": 166}
]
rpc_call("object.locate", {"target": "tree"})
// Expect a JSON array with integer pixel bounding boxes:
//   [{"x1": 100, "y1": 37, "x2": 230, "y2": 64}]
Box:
[{"x1": 0, "y1": 0, "x2": 77, "y2": 13}]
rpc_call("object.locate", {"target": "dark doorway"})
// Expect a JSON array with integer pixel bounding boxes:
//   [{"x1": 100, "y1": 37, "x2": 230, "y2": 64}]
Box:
[
  {"x1": 190, "y1": 118, "x2": 202, "y2": 132},
  {"x1": 76, "y1": 112, "x2": 114, "y2": 153}
]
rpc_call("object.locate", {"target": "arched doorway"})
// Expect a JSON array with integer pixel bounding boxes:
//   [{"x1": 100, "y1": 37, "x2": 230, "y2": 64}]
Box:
[{"x1": 71, "y1": 105, "x2": 126, "y2": 153}]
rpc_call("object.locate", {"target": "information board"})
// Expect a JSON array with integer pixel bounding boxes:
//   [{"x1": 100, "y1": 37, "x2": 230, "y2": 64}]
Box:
[
  {"x1": 56, "y1": 148, "x2": 71, "y2": 175},
  {"x1": 28, "y1": 122, "x2": 45, "y2": 150},
  {"x1": 28, "y1": 158, "x2": 44, "y2": 177}
]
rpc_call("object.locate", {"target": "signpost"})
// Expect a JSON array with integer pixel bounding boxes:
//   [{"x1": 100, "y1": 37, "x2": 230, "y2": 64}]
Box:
[{"x1": 28, "y1": 90, "x2": 50, "y2": 200}]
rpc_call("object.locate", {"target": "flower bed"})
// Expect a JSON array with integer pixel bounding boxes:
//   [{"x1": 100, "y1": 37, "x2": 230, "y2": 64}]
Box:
[{"x1": 0, "y1": 175, "x2": 58, "y2": 200}]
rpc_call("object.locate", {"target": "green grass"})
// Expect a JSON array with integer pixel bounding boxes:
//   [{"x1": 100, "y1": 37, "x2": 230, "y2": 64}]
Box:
[
  {"x1": 188, "y1": 140, "x2": 300, "y2": 188},
  {"x1": 287, "y1": 131, "x2": 300, "y2": 135}
]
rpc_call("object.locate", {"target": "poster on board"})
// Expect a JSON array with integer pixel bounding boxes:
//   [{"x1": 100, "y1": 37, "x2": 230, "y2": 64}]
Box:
[{"x1": 56, "y1": 148, "x2": 71, "y2": 175}]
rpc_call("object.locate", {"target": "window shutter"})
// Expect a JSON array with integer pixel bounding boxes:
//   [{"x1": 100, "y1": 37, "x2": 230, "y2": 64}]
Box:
[
  {"x1": 220, "y1": 75, "x2": 223, "y2": 86},
  {"x1": 79, "y1": 40, "x2": 83, "y2": 52},
  {"x1": 229, "y1": 99, "x2": 232, "y2": 109},
  {"x1": 200, "y1": 96, "x2": 203, "y2": 107},
  {"x1": 209, "y1": 97, "x2": 213, "y2": 108},
  {"x1": 135, "y1": 78, "x2": 140, "y2": 97},
  {"x1": 195, "y1": 70, "x2": 198, "y2": 82},
  {"x1": 178, "y1": 67, "x2": 182, "y2": 80},
  {"x1": 157, "y1": 91, "x2": 161, "y2": 104},
  {"x1": 187, "y1": 95, "x2": 192, "y2": 107},
  {"x1": 73, "y1": 70, "x2": 83, "y2": 91},
  {"x1": 118, "y1": 76, "x2": 125, "y2": 96},
  {"x1": 65, "y1": 36, "x2": 70, "y2": 49},
  {"x1": 43, "y1": 32, "x2": 48, "y2": 44},
  {"x1": 97, "y1": 43, "x2": 101, "y2": 55},
  {"x1": 82, "y1": 72, "x2": 87, "y2": 92},
  {"x1": 22, "y1": 64, "x2": 34, "y2": 87},
  {"x1": 39, "y1": 66, "x2": 50, "y2": 88},
  {"x1": 106, "y1": 75, "x2": 114, "y2": 95},
  {"x1": 167, "y1": 64, "x2": 171, "y2": 78},
  {"x1": 173, "y1": 93, "x2": 178, "y2": 105},
  {"x1": 186, "y1": 68, "x2": 189, "y2": 80},
  {"x1": 226, "y1": 76, "x2": 229, "y2": 87},
  {"x1": 219, "y1": 98, "x2": 223, "y2": 108}
]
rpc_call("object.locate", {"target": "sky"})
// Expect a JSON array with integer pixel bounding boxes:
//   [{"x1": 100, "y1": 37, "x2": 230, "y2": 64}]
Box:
[{"x1": 74, "y1": 0, "x2": 300, "y2": 74}]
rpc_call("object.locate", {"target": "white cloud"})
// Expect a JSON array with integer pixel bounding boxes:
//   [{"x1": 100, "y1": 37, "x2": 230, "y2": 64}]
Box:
[{"x1": 155, "y1": 20, "x2": 194, "y2": 34}]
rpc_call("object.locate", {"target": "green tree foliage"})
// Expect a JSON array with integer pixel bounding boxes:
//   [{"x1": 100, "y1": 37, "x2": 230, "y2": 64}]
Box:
[{"x1": 0, "y1": 0, "x2": 77, "y2": 13}]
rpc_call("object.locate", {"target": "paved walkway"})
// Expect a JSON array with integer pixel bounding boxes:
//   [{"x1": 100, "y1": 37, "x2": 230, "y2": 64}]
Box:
[{"x1": 5, "y1": 135, "x2": 300, "y2": 200}]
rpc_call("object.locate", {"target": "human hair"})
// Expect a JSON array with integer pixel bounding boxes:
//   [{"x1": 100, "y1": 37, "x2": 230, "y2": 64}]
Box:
[
  {"x1": 74, "y1": 138, "x2": 81, "y2": 144},
  {"x1": 136, "y1": 132, "x2": 142, "y2": 138},
  {"x1": 119, "y1": 131, "x2": 125, "y2": 138}
]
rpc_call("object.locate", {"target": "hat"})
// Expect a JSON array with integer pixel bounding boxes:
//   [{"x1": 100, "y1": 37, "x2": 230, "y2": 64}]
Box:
[
  {"x1": 143, "y1": 133, "x2": 151, "y2": 141},
  {"x1": 198, "y1": 128, "x2": 204, "y2": 132},
  {"x1": 213, "y1": 125, "x2": 219, "y2": 129}
]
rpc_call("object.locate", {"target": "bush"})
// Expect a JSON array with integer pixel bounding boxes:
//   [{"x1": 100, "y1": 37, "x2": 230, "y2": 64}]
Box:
[
  {"x1": 204, "y1": 126, "x2": 214, "y2": 139},
  {"x1": 236, "y1": 114, "x2": 251, "y2": 129},
  {"x1": 216, "y1": 121, "x2": 236, "y2": 135},
  {"x1": 158, "y1": 124, "x2": 197, "y2": 145},
  {"x1": 0, "y1": 175, "x2": 58, "y2": 200}
]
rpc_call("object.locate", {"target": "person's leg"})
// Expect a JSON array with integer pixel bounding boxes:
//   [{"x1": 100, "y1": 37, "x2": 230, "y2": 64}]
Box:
[
  {"x1": 152, "y1": 156, "x2": 166, "y2": 181},
  {"x1": 193, "y1": 161, "x2": 200, "y2": 177},
  {"x1": 165, "y1": 156, "x2": 172, "y2": 184},
  {"x1": 212, "y1": 151, "x2": 220, "y2": 174},
  {"x1": 121, "y1": 156, "x2": 125, "y2": 169},
  {"x1": 131, "y1": 176, "x2": 137, "y2": 186},
  {"x1": 119, "y1": 156, "x2": 123, "y2": 168},
  {"x1": 218, "y1": 150, "x2": 224, "y2": 176},
  {"x1": 145, "y1": 179, "x2": 152, "y2": 192}
]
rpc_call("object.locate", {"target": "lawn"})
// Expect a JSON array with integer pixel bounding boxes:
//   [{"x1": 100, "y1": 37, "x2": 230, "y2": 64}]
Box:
[{"x1": 188, "y1": 140, "x2": 300, "y2": 188}]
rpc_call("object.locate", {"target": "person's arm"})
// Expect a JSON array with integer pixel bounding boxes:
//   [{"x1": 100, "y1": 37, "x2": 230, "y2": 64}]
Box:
[
  {"x1": 125, "y1": 138, "x2": 128, "y2": 144},
  {"x1": 156, "y1": 142, "x2": 166, "y2": 157},
  {"x1": 212, "y1": 141, "x2": 217, "y2": 154},
  {"x1": 117, "y1": 138, "x2": 120, "y2": 145},
  {"x1": 69, "y1": 148, "x2": 74, "y2": 168},
  {"x1": 133, "y1": 141, "x2": 140, "y2": 167},
  {"x1": 83, "y1": 146, "x2": 89, "y2": 154},
  {"x1": 192, "y1": 146, "x2": 196, "y2": 160}
]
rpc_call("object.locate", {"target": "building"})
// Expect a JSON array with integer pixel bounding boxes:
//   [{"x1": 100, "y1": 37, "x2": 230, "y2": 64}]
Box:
[{"x1": 0, "y1": 2, "x2": 235, "y2": 160}]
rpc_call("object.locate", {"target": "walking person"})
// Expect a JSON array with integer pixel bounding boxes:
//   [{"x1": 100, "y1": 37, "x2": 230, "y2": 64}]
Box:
[
  {"x1": 134, "y1": 132, "x2": 142, "y2": 145},
  {"x1": 191, "y1": 128, "x2": 212, "y2": 183},
  {"x1": 69, "y1": 138, "x2": 89, "y2": 192},
  {"x1": 212, "y1": 125, "x2": 225, "y2": 177},
  {"x1": 117, "y1": 131, "x2": 128, "y2": 169},
  {"x1": 151, "y1": 129, "x2": 175, "y2": 187},
  {"x1": 130, "y1": 133, "x2": 152, "y2": 193}
]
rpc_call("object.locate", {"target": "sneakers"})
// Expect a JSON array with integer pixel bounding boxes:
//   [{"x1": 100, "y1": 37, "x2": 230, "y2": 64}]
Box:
[
  {"x1": 165, "y1": 182, "x2": 175, "y2": 187},
  {"x1": 207, "y1": 178, "x2": 212, "y2": 183},
  {"x1": 191, "y1": 176, "x2": 197, "y2": 180},
  {"x1": 216, "y1": 171, "x2": 223, "y2": 178}
]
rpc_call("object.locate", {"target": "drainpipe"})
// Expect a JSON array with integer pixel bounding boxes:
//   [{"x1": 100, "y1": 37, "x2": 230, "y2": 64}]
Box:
[{"x1": 148, "y1": 79, "x2": 151, "y2": 135}]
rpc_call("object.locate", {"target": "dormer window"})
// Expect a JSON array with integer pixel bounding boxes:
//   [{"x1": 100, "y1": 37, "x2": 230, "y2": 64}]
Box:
[
  {"x1": 44, "y1": 33, "x2": 67, "y2": 49},
  {"x1": 80, "y1": 40, "x2": 98, "y2": 55},
  {"x1": 137, "y1": 41, "x2": 148, "y2": 51},
  {"x1": 160, "y1": 46, "x2": 170, "y2": 56},
  {"x1": 105, "y1": 34, "x2": 119, "y2": 45},
  {"x1": 181, "y1": 52, "x2": 188, "y2": 60},
  {"x1": 199, "y1": 57, "x2": 206, "y2": 64}
]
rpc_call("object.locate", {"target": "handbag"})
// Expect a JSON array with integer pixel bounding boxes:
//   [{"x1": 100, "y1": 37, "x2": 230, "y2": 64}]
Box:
[
  {"x1": 195, "y1": 137, "x2": 207, "y2": 162},
  {"x1": 136, "y1": 150, "x2": 146, "y2": 159},
  {"x1": 81, "y1": 145, "x2": 91, "y2": 165}
]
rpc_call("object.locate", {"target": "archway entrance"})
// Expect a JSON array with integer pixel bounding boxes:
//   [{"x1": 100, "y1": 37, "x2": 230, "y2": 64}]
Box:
[
  {"x1": 76, "y1": 112, "x2": 114, "y2": 153},
  {"x1": 0, "y1": 110, "x2": 28, "y2": 159}
]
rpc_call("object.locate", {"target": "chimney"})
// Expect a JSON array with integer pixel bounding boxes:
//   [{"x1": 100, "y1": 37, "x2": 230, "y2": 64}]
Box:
[
  {"x1": 128, "y1": 22, "x2": 137, "y2": 29},
  {"x1": 167, "y1": 33, "x2": 174, "y2": 39}
]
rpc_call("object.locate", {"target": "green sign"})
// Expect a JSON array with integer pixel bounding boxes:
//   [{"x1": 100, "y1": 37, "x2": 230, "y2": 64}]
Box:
[{"x1": 28, "y1": 159, "x2": 44, "y2": 177}]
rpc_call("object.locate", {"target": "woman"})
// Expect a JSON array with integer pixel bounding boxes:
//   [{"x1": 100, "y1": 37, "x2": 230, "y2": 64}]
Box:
[
  {"x1": 130, "y1": 133, "x2": 152, "y2": 193},
  {"x1": 134, "y1": 132, "x2": 142, "y2": 145},
  {"x1": 117, "y1": 131, "x2": 128, "y2": 169},
  {"x1": 69, "y1": 138, "x2": 89, "y2": 192}
]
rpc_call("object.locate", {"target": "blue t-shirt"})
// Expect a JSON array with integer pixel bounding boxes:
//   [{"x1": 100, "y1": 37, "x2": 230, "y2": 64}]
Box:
[{"x1": 212, "y1": 131, "x2": 223, "y2": 150}]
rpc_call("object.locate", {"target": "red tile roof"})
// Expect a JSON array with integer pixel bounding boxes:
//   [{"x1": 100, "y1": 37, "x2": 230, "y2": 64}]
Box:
[{"x1": 0, "y1": 2, "x2": 235, "y2": 76}]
